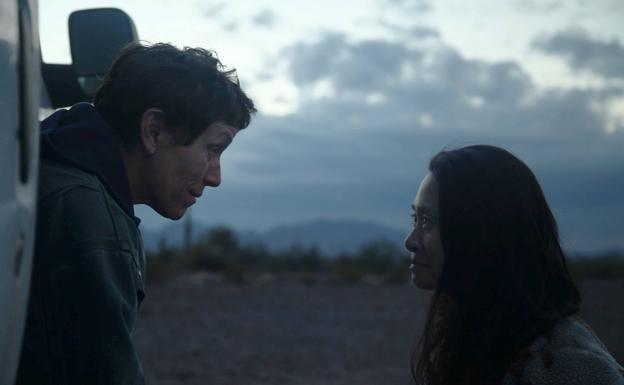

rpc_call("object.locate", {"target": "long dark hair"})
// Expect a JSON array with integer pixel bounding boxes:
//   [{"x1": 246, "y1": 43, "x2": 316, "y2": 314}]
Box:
[{"x1": 412, "y1": 145, "x2": 581, "y2": 385}]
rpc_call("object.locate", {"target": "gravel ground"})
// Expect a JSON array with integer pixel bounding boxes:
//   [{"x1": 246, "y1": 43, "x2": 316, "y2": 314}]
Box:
[{"x1": 133, "y1": 274, "x2": 624, "y2": 385}]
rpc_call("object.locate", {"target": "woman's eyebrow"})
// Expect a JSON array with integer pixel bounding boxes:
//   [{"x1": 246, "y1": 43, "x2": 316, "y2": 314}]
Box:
[
  {"x1": 412, "y1": 205, "x2": 439, "y2": 219},
  {"x1": 411, "y1": 204, "x2": 432, "y2": 212}
]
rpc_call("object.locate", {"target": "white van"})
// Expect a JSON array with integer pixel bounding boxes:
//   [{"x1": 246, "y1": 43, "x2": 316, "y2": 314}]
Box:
[{"x1": 0, "y1": 2, "x2": 136, "y2": 383}]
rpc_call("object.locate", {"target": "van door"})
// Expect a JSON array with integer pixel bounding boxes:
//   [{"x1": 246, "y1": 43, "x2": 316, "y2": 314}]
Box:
[{"x1": 0, "y1": 0, "x2": 40, "y2": 383}]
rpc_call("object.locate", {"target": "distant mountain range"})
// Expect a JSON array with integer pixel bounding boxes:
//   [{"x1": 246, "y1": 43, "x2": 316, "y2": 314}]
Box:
[{"x1": 140, "y1": 218, "x2": 407, "y2": 256}]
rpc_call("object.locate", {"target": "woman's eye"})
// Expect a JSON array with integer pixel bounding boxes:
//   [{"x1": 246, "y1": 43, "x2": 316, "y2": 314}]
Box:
[{"x1": 411, "y1": 214, "x2": 433, "y2": 228}]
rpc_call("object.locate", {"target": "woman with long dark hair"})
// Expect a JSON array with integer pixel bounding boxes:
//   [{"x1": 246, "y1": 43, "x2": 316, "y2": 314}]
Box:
[{"x1": 405, "y1": 145, "x2": 623, "y2": 385}]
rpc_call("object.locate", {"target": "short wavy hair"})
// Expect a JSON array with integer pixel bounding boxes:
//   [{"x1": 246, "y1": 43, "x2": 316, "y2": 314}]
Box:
[{"x1": 94, "y1": 42, "x2": 256, "y2": 148}]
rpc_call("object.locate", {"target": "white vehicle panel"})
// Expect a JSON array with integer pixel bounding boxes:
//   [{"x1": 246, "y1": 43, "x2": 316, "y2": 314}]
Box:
[{"x1": 0, "y1": 0, "x2": 40, "y2": 383}]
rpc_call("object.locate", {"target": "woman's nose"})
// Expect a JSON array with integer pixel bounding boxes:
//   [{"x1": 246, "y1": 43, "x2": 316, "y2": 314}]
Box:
[{"x1": 404, "y1": 228, "x2": 422, "y2": 252}]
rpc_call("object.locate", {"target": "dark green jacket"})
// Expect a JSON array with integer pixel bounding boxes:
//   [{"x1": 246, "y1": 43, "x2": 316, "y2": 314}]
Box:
[{"x1": 17, "y1": 104, "x2": 146, "y2": 385}]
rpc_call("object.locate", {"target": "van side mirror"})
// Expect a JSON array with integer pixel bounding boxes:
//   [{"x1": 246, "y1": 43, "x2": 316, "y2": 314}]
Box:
[{"x1": 68, "y1": 8, "x2": 138, "y2": 97}]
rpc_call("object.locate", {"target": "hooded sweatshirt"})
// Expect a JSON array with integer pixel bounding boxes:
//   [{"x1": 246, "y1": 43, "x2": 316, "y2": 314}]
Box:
[{"x1": 16, "y1": 103, "x2": 147, "y2": 385}]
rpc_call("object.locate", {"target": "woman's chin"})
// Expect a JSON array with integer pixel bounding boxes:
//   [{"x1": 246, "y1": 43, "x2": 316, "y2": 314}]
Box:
[{"x1": 411, "y1": 273, "x2": 436, "y2": 290}]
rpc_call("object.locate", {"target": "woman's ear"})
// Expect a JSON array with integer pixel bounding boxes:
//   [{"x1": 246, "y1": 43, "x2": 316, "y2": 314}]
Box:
[{"x1": 138, "y1": 108, "x2": 167, "y2": 155}]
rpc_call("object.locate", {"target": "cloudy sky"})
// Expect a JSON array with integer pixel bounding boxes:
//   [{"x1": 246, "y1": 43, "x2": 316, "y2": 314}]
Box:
[{"x1": 40, "y1": 0, "x2": 624, "y2": 253}]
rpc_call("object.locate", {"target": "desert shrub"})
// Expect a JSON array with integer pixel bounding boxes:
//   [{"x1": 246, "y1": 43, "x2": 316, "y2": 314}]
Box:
[
  {"x1": 146, "y1": 224, "x2": 414, "y2": 285},
  {"x1": 221, "y1": 262, "x2": 247, "y2": 285},
  {"x1": 276, "y1": 244, "x2": 329, "y2": 272},
  {"x1": 383, "y1": 263, "x2": 409, "y2": 285},
  {"x1": 332, "y1": 254, "x2": 367, "y2": 284},
  {"x1": 568, "y1": 254, "x2": 624, "y2": 280},
  {"x1": 300, "y1": 270, "x2": 319, "y2": 286},
  {"x1": 145, "y1": 259, "x2": 178, "y2": 285},
  {"x1": 145, "y1": 236, "x2": 184, "y2": 284},
  {"x1": 239, "y1": 242, "x2": 273, "y2": 269},
  {"x1": 333, "y1": 265, "x2": 367, "y2": 284},
  {"x1": 191, "y1": 227, "x2": 240, "y2": 271},
  {"x1": 354, "y1": 239, "x2": 405, "y2": 274}
]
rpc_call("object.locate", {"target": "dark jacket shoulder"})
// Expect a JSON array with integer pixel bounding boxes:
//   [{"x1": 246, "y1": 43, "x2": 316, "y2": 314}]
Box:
[{"x1": 37, "y1": 158, "x2": 143, "y2": 257}]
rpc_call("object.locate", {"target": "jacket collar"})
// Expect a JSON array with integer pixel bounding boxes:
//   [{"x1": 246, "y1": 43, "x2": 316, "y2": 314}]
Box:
[{"x1": 40, "y1": 103, "x2": 137, "y2": 221}]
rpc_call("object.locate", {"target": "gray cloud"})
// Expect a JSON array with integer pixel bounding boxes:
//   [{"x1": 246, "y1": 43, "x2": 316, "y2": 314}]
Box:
[
  {"x1": 385, "y1": 0, "x2": 432, "y2": 12},
  {"x1": 377, "y1": 21, "x2": 439, "y2": 40},
  {"x1": 408, "y1": 26, "x2": 439, "y2": 38},
  {"x1": 199, "y1": 2, "x2": 240, "y2": 33},
  {"x1": 252, "y1": 9, "x2": 277, "y2": 28},
  {"x1": 288, "y1": 35, "x2": 414, "y2": 93},
  {"x1": 222, "y1": 21, "x2": 239, "y2": 33},
  {"x1": 202, "y1": 2, "x2": 227, "y2": 18},
  {"x1": 514, "y1": 0, "x2": 563, "y2": 12},
  {"x1": 140, "y1": 28, "x2": 624, "y2": 254},
  {"x1": 533, "y1": 28, "x2": 624, "y2": 79}
]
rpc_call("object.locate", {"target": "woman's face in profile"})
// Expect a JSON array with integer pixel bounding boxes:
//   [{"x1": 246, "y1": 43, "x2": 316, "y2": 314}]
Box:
[{"x1": 405, "y1": 172, "x2": 445, "y2": 290}]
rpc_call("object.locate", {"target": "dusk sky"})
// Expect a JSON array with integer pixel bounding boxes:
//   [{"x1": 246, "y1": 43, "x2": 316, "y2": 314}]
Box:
[{"x1": 39, "y1": 0, "x2": 624, "y2": 253}]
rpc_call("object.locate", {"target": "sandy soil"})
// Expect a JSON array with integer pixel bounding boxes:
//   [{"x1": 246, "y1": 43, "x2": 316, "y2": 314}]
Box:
[{"x1": 133, "y1": 274, "x2": 624, "y2": 385}]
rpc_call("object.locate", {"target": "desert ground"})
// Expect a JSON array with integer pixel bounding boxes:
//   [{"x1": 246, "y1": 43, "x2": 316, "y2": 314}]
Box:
[{"x1": 133, "y1": 274, "x2": 624, "y2": 385}]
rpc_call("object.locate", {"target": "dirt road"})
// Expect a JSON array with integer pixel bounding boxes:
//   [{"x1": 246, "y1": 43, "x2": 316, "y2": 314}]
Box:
[{"x1": 133, "y1": 274, "x2": 623, "y2": 385}]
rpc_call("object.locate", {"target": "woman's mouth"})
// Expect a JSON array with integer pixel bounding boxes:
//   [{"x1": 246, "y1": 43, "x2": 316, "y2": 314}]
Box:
[{"x1": 410, "y1": 260, "x2": 428, "y2": 270}]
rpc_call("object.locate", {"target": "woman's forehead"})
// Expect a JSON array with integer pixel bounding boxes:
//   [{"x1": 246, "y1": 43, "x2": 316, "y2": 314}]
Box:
[{"x1": 412, "y1": 172, "x2": 439, "y2": 213}]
